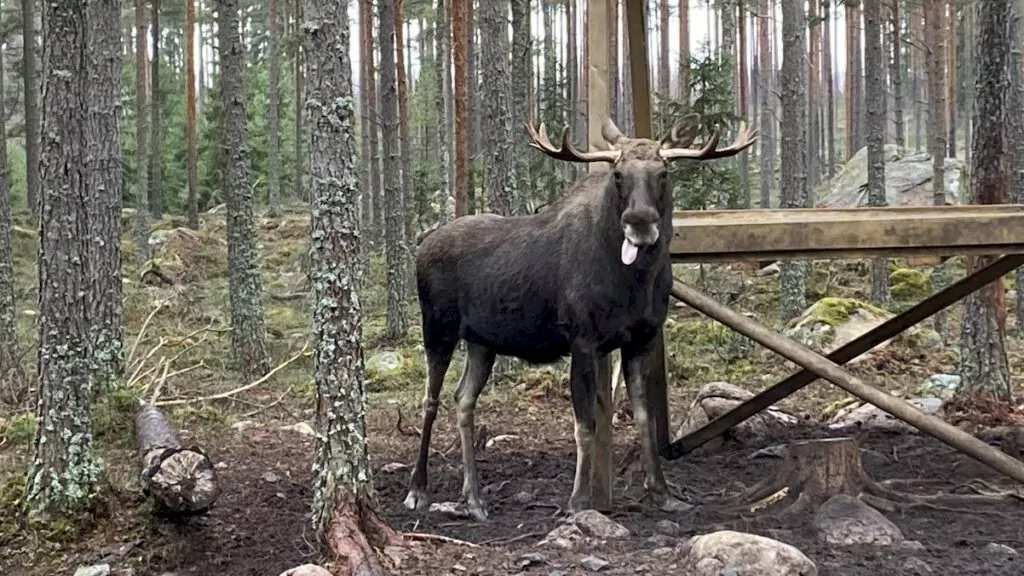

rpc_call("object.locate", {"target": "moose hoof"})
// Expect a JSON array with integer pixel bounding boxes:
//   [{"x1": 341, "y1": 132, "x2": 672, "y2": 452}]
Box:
[
  {"x1": 566, "y1": 494, "x2": 591, "y2": 515},
  {"x1": 652, "y1": 493, "x2": 693, "y2": 514},
  {"x1": 403, "y1": 489, "x2": 430, "y2": 512},
  {"x1": 466, "y1": 502, "x2": 489, "y2": 522}
]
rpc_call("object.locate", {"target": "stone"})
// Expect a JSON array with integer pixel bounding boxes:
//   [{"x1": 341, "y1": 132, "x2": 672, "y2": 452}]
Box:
[
  {"x1": 674, "y1": 382, "x2": 799, "y2": 446},
  {"x1": 516, "y1": 553, "x2": 548, "y2": 568},
  {"x1": 278, "y1": 565, "x2": 333, "y2": 576},
  {"x1": 655, "y1": 519, "x2": 683, "y2": 537},
  {"x1": 901, "y1": 557, "x2": 932, "y2": 574},
  {"x1": 647, "y1": 534, "x2": 677, "y2": 548},
  {"x1": 542, "y1": 523, "x2": 587, "y2": 549},
  {"x1": 231, "y1": 420, "x2": 257, "y2": 431},
  {"x1": 365, "y1": 350, "x2": 407, "y2": 379},
  {"x1": 651, "y1": 547, "x2": 675, "y2": 558},
  {"x1": 681, "y1": 530, "x2": 817, "y2": 576},
  {"x1": 380, "y1": 462, "x2": 409, "y2": 473},
  {"x1": 818, "y1": 144, "x2": 966, "y2": 209},
  {"x1": 900, "y1": 540, "x2": 926, "y2": 552},
  {"x1": 512, "y1": 490, "x2": 535, "y2": 504},
  {"x1": 279, "y1": 422, "x2": 316, "y2": 437},
  {"x1": 983, "y1": 542, "x2": 1018, "y2": 557},
  {"x1": 580, "y1": 555, "x2": 610, "y2": 571},
  {"x1": 74, "y1": 566, "x2": 111, "y2": 576},
  {"x1": 261, "y1": 471, "x2": 281, "y2": 483},
  {"x1": 813, "y1": 494, "x2": 903, "y2": 546},
  {"x1": 828, "y1": 397, "x2": 943, "y2": 433},
  {"x1": 570, "y1": 509, "x2": 630, "y2": 539},
  {"x1": 918, "y1": 373, "x2": 961, "y2": 399}
]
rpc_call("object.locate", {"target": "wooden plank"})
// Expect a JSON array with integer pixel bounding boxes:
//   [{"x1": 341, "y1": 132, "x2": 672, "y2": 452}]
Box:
[
  {"x1": 624, "y1": 0, "x2": 652, "y2": 138},
  {"x1": 586, "y1": 0, "x2": 610, "y2": 173},
  {"x1": 670, "y1": 205, "x2": 1024, "y2": 262}
]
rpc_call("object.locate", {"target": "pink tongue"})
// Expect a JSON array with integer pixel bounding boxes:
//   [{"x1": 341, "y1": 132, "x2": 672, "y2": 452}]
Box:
[{"x1": 621, "y1": 238, "x2": 639, "y2": 265}]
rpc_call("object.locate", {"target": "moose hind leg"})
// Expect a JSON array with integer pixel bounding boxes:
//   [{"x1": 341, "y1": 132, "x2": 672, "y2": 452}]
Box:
[
  {"x1": 622, "y1": 345, "x2": 691, "y2": 513},
  {"x1": 404, "y1": 337, "x2": 457, "y2": 512},
  {"x1": 456, "y1": 342, "x2": 497, "y2": 522},
  {"x1": 567, "y1": 349, "x2": 598, "y2": 514}
]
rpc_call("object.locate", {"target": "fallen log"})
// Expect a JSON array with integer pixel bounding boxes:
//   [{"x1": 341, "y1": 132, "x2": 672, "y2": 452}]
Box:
[{"x1": 135, "y1": 403, "x2": 220, "y2": 515}]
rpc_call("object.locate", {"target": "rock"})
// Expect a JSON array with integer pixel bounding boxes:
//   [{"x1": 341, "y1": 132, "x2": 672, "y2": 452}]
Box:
[
  {"x1": 279, "y1": 422, "x2": 316, "y2": 437},
  {"x1": 681, "y1": 530, "x2": 817, "y2": 576},
  {"x1": 230, "y1": 420, "x2": 258, "y2": 431},
  {"x1": 516, "y1": 553, "x2": 548, "y2": 568},
  {"x1": 278, "y1": 565, "x2": 333, "y2": 576},
  {"x1": 262, "y1": 471, "x2": 281, "y2": 483},
  {"x1": 901, "y1": 557, "x2": 932, "y2": 574},
  {"x1": 900, "y1": 540, "x2": 926, "y2": 552},
  {"x1": 570, "y1": 509, "x2": 630, "y2": 539},
  {"x1": 655, "y1": 519, "x2": 683, "y2": 537},
  {"x1": 365, "y1": 351, "x2": 407, "y2": 379},
  {"x1": 512, "y1": 490, "x2": 534, "y2": 504},
  {"x1": 428, "y1": 501, "x2": 470, "y2": 519},
  {"x1": 380, "y1": 462, "x2": 409, "y2": 473},
  {"x1": 817, "y1": 144, "x2": 966, "y2": 209},
  {"x1": 675, "y1": 382, "x2": 799, "y2": 447},
  {"x1": 977, "y1": 426, "x2": 1024, "y2": 457},
  {"x1": 647, "y1": 534, "x2": 677, "y2": 548},
  {"x1": 756, "y1": 262, "x2": 781, "y2": 277},
  {"x1": 784, "y1": 298, "x2": 893, "y2": 362},
  {"x1": 74, "y1": 565, "x2": 111, "y2": 576},
  {"x1": 813, "y1": 494, "x2": 903, "y2": 546},
  {"x1": 651, "y1": 547, "x2": 675, "y2": 558},
  {"x1": 917, "y1": 373, "x2": 961, "y2": 399},
  {"x1": 889, "y1": 268, "x2": 932, "y2": 301},
  {"x1": 580, "y1": 555, "x2": 610, "y2": 571},
  {"x1": 983, "y1": 542, "x2": 1018, "y2": 557},
  {"x1": 542, "y1": 523, "x2": 587, "y2": 549},
  {"x1": 828, "y1": 397, "x2": 943, "y2": 433}
]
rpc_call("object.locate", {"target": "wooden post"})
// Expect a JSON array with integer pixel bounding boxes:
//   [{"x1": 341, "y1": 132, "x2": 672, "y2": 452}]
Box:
[
  {"x1": 623, "y1": 0, "x2": 670, "y2": 450},
  {"x1": 587, "y1": 0, "x2": 613, "y2": 510}
]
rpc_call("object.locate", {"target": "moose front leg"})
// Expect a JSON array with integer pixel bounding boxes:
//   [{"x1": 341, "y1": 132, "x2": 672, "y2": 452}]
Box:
[
  {"x1": 567, "y1": 348, "x2": 599, "y2": 514},
  {"x1": 590, "y1": 352, "x2": 614, "y2": 512},
  {"x1": 621, "y1": 344, "x2": 691, "y2": 513}
]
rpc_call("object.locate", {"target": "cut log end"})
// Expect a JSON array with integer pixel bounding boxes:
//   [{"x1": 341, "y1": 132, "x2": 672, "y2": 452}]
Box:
[{"x1": 136, "y1": 403, "x2": 221, "y2": 516}]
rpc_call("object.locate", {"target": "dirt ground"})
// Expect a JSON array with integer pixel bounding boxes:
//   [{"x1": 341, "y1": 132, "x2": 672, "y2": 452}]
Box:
[{"x1": 13, "y1": 398, "x2": 1020, "y2": 576}]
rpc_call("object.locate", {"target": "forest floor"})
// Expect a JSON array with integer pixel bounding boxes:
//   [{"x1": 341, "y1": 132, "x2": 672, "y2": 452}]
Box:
[{"x1": 2, "y1": 205, "x2": 1024, "y2": 575}]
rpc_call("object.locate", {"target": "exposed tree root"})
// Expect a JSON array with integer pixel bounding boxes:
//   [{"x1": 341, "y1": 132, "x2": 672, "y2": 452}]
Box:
[
  {"x1": 717, "y1": 437, "x2": 1021, "y2": 520},
  {"x1": 326, "y1": 492, "x2": 403, "y2": 576}
]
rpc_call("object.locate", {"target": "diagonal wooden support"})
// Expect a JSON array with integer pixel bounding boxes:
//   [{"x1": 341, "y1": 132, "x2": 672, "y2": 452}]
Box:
[
  {"x1": 663, "y1": 254, "x2": 1024, "y2": 459},
  {"x1": 665, "y1": 279, "x2": 1024, "y2": 486}
]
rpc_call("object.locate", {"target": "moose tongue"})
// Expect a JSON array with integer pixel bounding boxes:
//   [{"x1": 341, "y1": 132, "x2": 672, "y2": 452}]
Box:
[{"x1": 621, "y1": 238, "x2": 639, "y2": 265}]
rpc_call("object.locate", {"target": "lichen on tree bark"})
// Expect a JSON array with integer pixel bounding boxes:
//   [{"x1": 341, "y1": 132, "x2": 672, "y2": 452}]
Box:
[
  {"x1": 778, "y1": 0, "x2": 808, "y2": 322},
  {"x1": 956, "y1": 0, "x2": 1013, "y2": 405},
  {"x1": 218, "y1": 0, "x2": 272, "y2": 381}
]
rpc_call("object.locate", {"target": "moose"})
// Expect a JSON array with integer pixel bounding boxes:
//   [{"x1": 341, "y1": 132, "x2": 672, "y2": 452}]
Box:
[{"x1": 404, "y1": 115, "x2": 757, "y2": 521}]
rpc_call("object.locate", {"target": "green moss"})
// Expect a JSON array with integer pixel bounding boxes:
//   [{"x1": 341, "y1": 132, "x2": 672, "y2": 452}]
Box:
[
  {"x1": 93, "y1": 386, "x2": 141, "y2": 446},
  {"x1": 364, "y1": 349, "x2": 424, "y2": 392},
  {"x1": 1, "y1": 412, "x2": 37, "y2": 446},
  {"x1": 889, "y1": 268, "x2": 931, "y2": 300},
  {"x1": 266, "y1": 305, "x2": 307, "y2": 331},
  {"x1": 804, "y1": 297, "x2": 888, "y2": 327}
]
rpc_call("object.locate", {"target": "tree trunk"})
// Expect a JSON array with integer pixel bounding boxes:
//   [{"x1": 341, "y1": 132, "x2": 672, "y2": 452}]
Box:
[
  {"x1": 824, "y1": 0, "x2": 836, "y2": 176},
  {"x1": 964, "y1": 3, "x2": 975, "y2": 167},
  {"x1": 947, "y1": 1, "x2": 957, "y2": 158},
  {"x1": 956, "y1": 0, "x2": 1013, "y2": 407},
  {"x1": 511, "y1": 0, "x2": 530, "y2": 210},
  {"x1": 360, "y1": 0, "x2": 381, "y2": 242},
  {"x1": 304, "y1": 1, "x2": 400, "y2": 573},
  {"x1": 911, "y1": 1, "x2": 924, "y2": 151},
  {"x1": 1011, "y1": 0, "x2": 1024, "y2": 337},
  {"x1": 679, "y1": 0, "x2": 688, "y2": 100},
  {"x1": 808, "y1": 0, "x2": 821, "y2": 189},
  {"x1": 758, "y1": 0, "x2": 773, "y2": 209},
  {"x1": 22, "y1": 0, "x2": 39, "y2": 219},
  {"x1": 611, "y1": 0, "x2": 620, "y2": 120},
  {"x1": 378, "y1": 0, "x2": 408, "y2": 340},
  {"x1": 737, "y1": 0, "x2": 749, "y2": 208},
  {"x1": 293, "y1": 0, "x2": 304, "y2": 203},
  {"x1": 466, "y1": 0, "x2": 478, "y2": 211},
  {"x1": 779, "y1": 0, "x2": 807, "y2": 322},
  {"x1": 267, "y1": 0, "x2": 282, "y2": 217},
  {"x1": 149, "y1": 0, "x2": 163, "y2": 220},
  {"x1": 452, "y1": 0, "x2": 469, "y2": 216},
  {"x1": 186, "y1": 0, "x2": 199, "y2": 229},
  {"x1": 134, "y1": 0, "x2": 151, "y2": 264},
  {"x1": 925, "y1": 0, "x2": 948, "y2": 337},
  {"x1": 890, "y1": 0, "x2": 905, "y2": 149},
  {"x1": 658, "y1": 0, "x2": 669, "y2": 95},
  {"x1": 436, "y1": 0, "x2": 453, "y2": 224},
  {"x1": 482, "y1": 0, "x2": 516, "y2": 216},
  {"x1": 135, "y1": 404, "x2": 220, "y2": 515},
  {"x1": 218, "y1": 0, "x2": 272, "y2": 381},
  {"x1": 565, "y1": 0, "x2": 578, "y2": 184},
  {"x1": 26, "y1": 0, "x2": 102, "y2": 518},
  {"x1": 865, "y1": 0, "x2": 889, "y2": 304},
  {"x1": 0, "y1": 38, "x2": 23, "y2": 396},
  {"x1": 396, "y1": 0, "x2": 413, "y2": 246},
  {"x1": 359, "y1": 0, "x2": 374, "y2": 231}
]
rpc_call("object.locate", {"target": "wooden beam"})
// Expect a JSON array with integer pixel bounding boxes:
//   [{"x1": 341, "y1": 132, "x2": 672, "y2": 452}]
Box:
[
  {"x1": 668, "y1": 280, "x2": 1024, "y2": 487},
  {"x1": 624, "y1": 0, "x2": 652, "y2": 137},
  {"x1": 671, "y1": 205, "x2": 1024, "y2": 262},
  {"x1": 663, "y1": 254, "x2": 1024, "y2": 459}
]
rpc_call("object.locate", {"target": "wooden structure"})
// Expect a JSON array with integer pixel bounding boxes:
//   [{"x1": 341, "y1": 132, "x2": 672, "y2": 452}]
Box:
[{"x1": 582, "y1": 0, "x2": 1024, "y2": 503}]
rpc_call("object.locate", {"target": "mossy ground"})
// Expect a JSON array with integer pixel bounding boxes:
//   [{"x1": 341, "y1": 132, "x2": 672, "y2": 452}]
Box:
[{"x1": 1, "y1": 206, "x2": 1024, "y2": 574}]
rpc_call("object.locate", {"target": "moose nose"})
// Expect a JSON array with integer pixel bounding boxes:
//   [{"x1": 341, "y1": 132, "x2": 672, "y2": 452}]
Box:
[{"x1": 621, "y1": 205, "x2": 659, "y2": 228}]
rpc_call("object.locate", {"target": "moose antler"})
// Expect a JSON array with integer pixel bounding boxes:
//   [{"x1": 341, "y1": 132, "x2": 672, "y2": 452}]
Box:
[
  {"x1": 659, "y1": 113, "x2": 702, "y2": 149},
  {"x1": 524, "y1": 119, "x2": 622, "y2": 164},
  {"x1": 659, "y1": 121, "x2": 758, "y2": 161}
]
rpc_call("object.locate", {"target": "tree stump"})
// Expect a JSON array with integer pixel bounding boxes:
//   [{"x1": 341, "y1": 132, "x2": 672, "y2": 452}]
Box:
[{"x1": 136, "y1": 403, "x2": 220, "y2": 515}]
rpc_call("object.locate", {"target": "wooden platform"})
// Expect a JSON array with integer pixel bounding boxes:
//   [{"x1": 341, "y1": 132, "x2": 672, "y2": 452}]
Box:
[{"x1": 670, "y1": 205, "x2": 1024, "y2": 262}]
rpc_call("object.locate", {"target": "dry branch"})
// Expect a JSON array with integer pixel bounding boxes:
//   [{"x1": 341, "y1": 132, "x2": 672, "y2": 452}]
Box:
[{"x1": 135, "y1": 403, "x2": 220, "y2": 515}]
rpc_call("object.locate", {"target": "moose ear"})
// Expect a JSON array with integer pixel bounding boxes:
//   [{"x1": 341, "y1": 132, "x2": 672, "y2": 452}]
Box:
[{"x1": 661, "y1": 113, "x2": 702, "y2": 149}]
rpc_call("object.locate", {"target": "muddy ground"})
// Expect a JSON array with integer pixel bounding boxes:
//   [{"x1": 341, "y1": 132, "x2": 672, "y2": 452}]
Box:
[{"x1": 9, "y1": 398, "x2": 1021, "y2": 576}]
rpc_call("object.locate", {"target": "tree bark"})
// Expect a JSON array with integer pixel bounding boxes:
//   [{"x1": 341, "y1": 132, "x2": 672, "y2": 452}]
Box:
[
  {"x1": 304, "y1": 3, "x2": 401, "y2": 572},
  {"x1": 511, "y1": 0, "x2": 531, "y2": 213},
  {"x1": 925, "y1": 0, "x2": 948, "y2": 337},
  {"x1": 136, "y1": 404, "x2": 220, "y2": 515},
  {"x1": 378, "y1": 0, "x2": 408, "y2": 340},
  {"x1": 947, "y1": 0, "x2": 957, "y2": 158},
  {"x1": 658, "y1": 0, "x2": 669, "y2": 95},
  {"x1": 824, "y1": 0, "x2": 836, "y2": 175},
  {"x1": 218, "y1": 0, "x2": 273, "y2": 381},
  {"x1": 611, "y1": 0, "x2": 621, "y2": 119},
  {"x1": 482, "y1": 0, "x2": 516, "y2": 217},
  {"x1": 956, "y1": 0, "x2": 1014, "y2": 407},
  {"x1": 436, "y1": 0, "x2": 453, "y2": 224},
  {"x1": 758, "y1": 0, "x2": 773, "y2": 209},
  {"x1": 1011, "y1": 0, "x2": 1024, "y2": 337},
  {"x1": 452, "y1": 0, "x2": 469, "y2": 216},
  {"x1": 294, "y1": 0, "x2": 304, "y2": 203},
  {"x1": 134, "y1": 0, "x2": 151, "y2": 264},
  {"x1": 186, "y1": 0, "x2": 199, "y2": 229},
  {"x1": 396, "y1": 0, "x2": 413, "y2": 245},
  {"x1": 0, "y1": 35, "x2": 23, "y2": 396},
  {"x1": 865, "y1": 0, "x2": 889, "y2": 304},
  {"x1": 22, "y1": 0, "x2": 39, "y2": 218},
  {"x1": 359, "y1": 0, "x2": 376, "y2": 232},
  {"x1": 267, "y1": 0, "x2": 282, "y2": 217},
  {"x1": 149, "y1": 0, "x2": 163, "y2": 220},
  {"x1": 779, "y1": 0, "x2": 807, "y2": 322},
  {"x1": 808, "y1": 0, "x2": 821, "y2": 189},
  {"x1": 890, "y1": 0, "x2": 905, "y2": 149}
]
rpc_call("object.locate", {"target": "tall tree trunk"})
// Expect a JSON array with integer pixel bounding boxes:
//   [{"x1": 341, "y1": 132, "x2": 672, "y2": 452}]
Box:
[
  {"x1": 482, "y1": 0, "x2": 516, "y2": 216},
  {"x1": 758, "y1": 0, "x2": 773, "y2": 209},
  {"x1": 466, "y1": 0, "x2": 478, "y2": 211},
  {"x1": 925, "y1": 0, "x2": 948, "y2": 337},
  {"x1": 378, "y1": 0, "x2": 408, "y2": 340},
  {"x1": 395, "y1": 0, "x2": 413, "y2": 245},
  {"x1": 198, "y1": 0, "x2": 206, "y2": 121},
  {"x1": 186, "y1": 0, "x2": 199, "y2": 229},
  {"x1": 891, "y1": 0, "x2": 905, "y2": 149},
  {"x1": 865, "y1": 0, "x2": 889, "y2": 304},
  {"x1": 359, "y1": 0, "x2": 374, "y2": 231},
  {"x1": 1010, "y1": 0, "x2": 1024, "y2": 336},
  {"x1": 808, "y1": 0, "x2": 821, "y2": 189},
  {"x1": 22, "y1": 0, "x2": 39, "y2": 218},
  {"x1": 0, "y1": 32, "x2": 23, "y2": 392},
  {"x1": 437, "y1": 0, "x2": 453, "y2": 223},
  {"x1": 294, "y1": 0, "x2": 304, "y2": 203},
  {"x1": 611, "y1": 0, "x2": 620, "y2": 120},
  {"x1": 947, "y1": 1, "x2": 957, "y2": 157},
  {"x1": 824, "y1": 0, "x2": 836, "y2": 175},
  {"x1": 360, "y1": 0, "x2": 381, "y2": 242},
  {"x1": 737, "y1": 0, "x2": 749, "y2": 207},
  {"x1": 304, "y1": 2, "x2": 399, "y2": 573},
  {"x1": 622, "y1": 6, "x2": 633, "y2": 134},
  {"x1": 267, "y1": 0, "x2": 282, "y2": 217},
  {"x1": 452, "y1": 0, "x2": 469, "y2": 216},
  {"x1": 956, "y1": 0, "x2": 1013, "y2": 407},
  {"x1": 134, "y1": 0, "x2": 151, "y2": 263},
  {"x1": 218, "y1": 0, "x2": 272, "y2": 381},
  {"x1": 964, "y1": 3, "x2": 975, "y2": 167},
  {"x1": 911, "y1": 1, "x2": 924, "y2": 151},
  {"x1": 566, "y1": 0, "x2": 578, "y2": 183},
  {"x1": 679, "y1": 0, "x2": 689, "y2": 100},
  {"x1": 511, "y1": 0, "x2": 531, "y2": 212},
  {"x1": 779, "y1": 0, "x2": 807, "y2": 321},
  {"x1": 846, "y1": 1, "x2": 865, "y2": 158},
  {"x1": 149, "y1": 0, "x2": 163, "y2": 220},
  {"x1": 658, "y1": 0, "x2": 669, "y2": 94}
]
